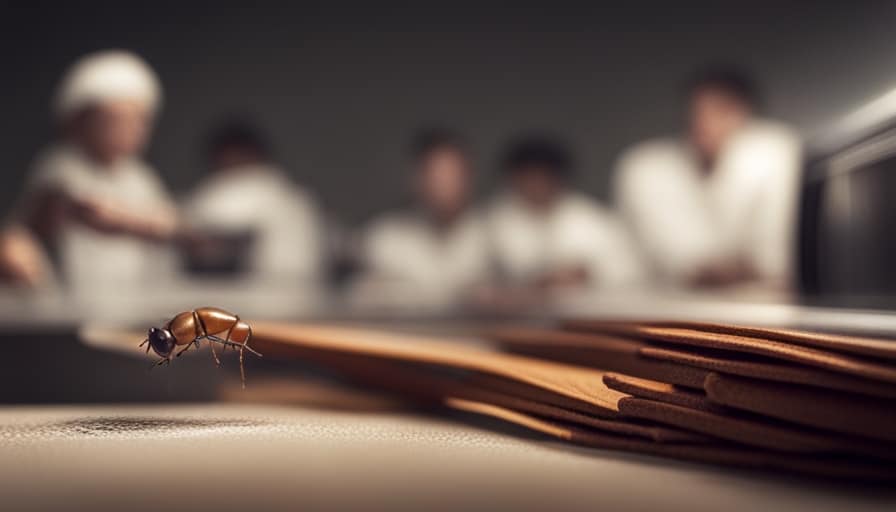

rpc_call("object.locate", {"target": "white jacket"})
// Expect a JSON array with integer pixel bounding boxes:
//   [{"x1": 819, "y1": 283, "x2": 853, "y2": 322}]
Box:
[
  {"x1": 614, "y1": 119, "x2": 802, "y2": 286},
  {"x1": 486, "y1": 191, "x2": 644, "y2": 288},
  {"x1": 21, "y1": 143, "x2": 175, "y2": 291},
  {"x1": 183, "y1": 164, "x2": 323, "y2": 283},
  {"x1": 360, "y1": 210, "x2": 490, "y2": 301}
]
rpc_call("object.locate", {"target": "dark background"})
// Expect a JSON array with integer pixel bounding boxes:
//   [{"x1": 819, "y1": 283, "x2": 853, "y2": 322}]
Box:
[{"x1": 3, "y1": 1, "x2": 896, "y2": 224}]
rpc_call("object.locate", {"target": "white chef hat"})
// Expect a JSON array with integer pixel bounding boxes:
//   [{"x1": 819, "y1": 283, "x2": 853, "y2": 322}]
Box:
[{"x1": 53, "y1": 50, "x2": 162, "y2": 119}]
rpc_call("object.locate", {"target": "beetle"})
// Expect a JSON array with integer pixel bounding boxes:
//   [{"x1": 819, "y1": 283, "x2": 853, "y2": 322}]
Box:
[{"x1": 140, "y1": 307, "x2": 261, "y2": 387}]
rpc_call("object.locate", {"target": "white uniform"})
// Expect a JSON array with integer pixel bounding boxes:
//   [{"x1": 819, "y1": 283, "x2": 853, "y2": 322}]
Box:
[
  {"x1": 486, "y1": 192, "x2": 643, "y2": 288},
  {"x1": 183, "y1": 165, "x2": 323, "y2": 283},
  {"x1": 614, "y1": 119, "x2": 802, "y2": 286},
  {"x1": 22, "y1": 143, "x2": 175, "y2": 291},
  {"x1": 361, "y1": 210, "x2": 490, "y2": 301}
]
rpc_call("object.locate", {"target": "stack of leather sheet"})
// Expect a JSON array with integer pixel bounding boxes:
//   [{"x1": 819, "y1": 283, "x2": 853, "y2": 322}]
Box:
[
  {"x1": 242, "y1": 321, "x2": 896, "y2": 482},
  {"x1": 491, "y1": 320, "x2": 896, "y2": 481}
]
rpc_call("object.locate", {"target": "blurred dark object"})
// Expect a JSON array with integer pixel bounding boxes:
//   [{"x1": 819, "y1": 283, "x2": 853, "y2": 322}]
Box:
[
  {"x1": 205, "y1": 117, "x2": 271, "y2": 172},
  {"x1": 800, "y1": 89, "x2": 896, "y2": 308},
  {"x1": 181, "y1": 228, "x2": 257, "y2": 276},
  {"x1": 0, "y1": 330, "x2": 219, "y2": 403}
]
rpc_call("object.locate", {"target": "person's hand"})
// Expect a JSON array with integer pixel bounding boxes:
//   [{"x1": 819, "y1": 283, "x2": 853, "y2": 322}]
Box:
[
  {"x1": 467, "y1": 283, "x2": 543, "y2": 313},
  {"x1": 0, "y1": 227, "x2": 50, "y2": 287},
  {"x1": 534, "y1": 265, "x2": 590, "y2": 291},
  {"x1": 692, "y1": 258, "x2": 758, "y2": 288}
]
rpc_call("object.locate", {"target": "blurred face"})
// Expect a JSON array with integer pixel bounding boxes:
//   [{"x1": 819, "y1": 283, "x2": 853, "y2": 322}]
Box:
[
  {"x1": 416, "y1": 147, "x2": 471, "y2": 221},
  {"x1": 510, "y1": 166, "x2": 562, "y2": 210},
  {"x1": 73, "y1": 100, "x2": 153, "y2": 165},
  {"x1": 210, "y1": 145, "x2": 265, "y2": 172},
  {"x1": 688, "y1": 87, "x2": 751, "y2": 164}
]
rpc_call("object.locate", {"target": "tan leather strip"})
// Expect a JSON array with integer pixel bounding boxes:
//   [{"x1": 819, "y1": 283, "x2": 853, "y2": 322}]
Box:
[
  {"x1": 652, "y1": 321, "x2": 896, "y2": 360},
  {"x1": 617, "y1": 397, "x2": 896, "y2": 460},
  {"x1": 454, "y1": 384, "x2": 707, "y2": 444},
  {"x1": 446, "y1": 398, "x2": 896, "y2": 482},
  {"x1": 502, "y1": 344, "x2": 710, "y2": 389},
  {"x1": 637, "y1": 326, "x2": 896, "y2": 384},
  {"x1": 250, "y1": 322, "x2": 625, "y2": 415},
  {"x1": 640, "y1": 345, "x2": 896, "y2": 399},
  {"x1": 463, "y1": 372, "x2": 619, "y2": 417},
  {"x1": 561, "y1": 319, "x2": 649, "y2": 337},
  {"x1": 490, "y1": 326, "x2": 646, "y2": 351},
  {"x1": 704, "y1": 373, "x2": 896, "y2": 442},
  {"x1": 266, "y1": 350, "x2": 706, "y2": 444},
  {"x1": 602, "y1": 373, "x2": 719, "y2": 412},
  {"x1": 563, "y1": 319, "x2": 896, "y2": 361},
  {"x1": 491, "y1": 326, "x2": 708, "y2": 388}
]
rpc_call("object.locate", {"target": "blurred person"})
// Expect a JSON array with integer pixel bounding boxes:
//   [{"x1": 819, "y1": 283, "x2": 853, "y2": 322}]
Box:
[
  {"x1": 614, "y1": 66, "x2": 801, "y2": 289},
  {"x1": 181, "y1": 120, "x2": 323, "y2": 283},
  {"x1": 0, "y1": 50, "x2": 177, "y2": 290},
  {"x1": 486, "y1": 135, "x2": 643, "y2": 294},
  {"x1": 357, "y1": 129, "x2": 489, "y2": 304}
]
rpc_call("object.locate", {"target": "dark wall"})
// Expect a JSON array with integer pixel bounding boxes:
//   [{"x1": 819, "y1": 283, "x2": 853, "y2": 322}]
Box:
[{"x1": 4, "y1": 2, "x2": 896, "y2": 223}]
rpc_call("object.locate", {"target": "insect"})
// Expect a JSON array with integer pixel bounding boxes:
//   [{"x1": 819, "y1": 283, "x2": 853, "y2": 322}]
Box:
[{"x1": 139, "y1": 307, "x2": 261, "y2": 387}]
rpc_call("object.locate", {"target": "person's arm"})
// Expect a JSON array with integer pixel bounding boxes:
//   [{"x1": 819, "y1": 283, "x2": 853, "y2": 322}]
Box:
[
  {"x1": 20, "y1": 161, "x2": 179, "y2": 243},
  {"x1": 64, "y1": 192, "x2": 178, "y2": 241},
  {"x1": 0, "y1": 225, "x2": 51, "y2": 286}
]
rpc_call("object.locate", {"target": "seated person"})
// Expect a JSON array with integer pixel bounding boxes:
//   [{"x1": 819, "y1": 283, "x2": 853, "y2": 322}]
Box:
[
  {"x1": 357, "y1": 129, "x2": 490, "y2": 304},
  {"x1": 0, "y1": 50, "x2": 177, "y2": 291},
  {"x1": 614, "y1": 66, "x2": 801, "y2": 290},
  {"x1": 486, "y1": 135, "x2": 643, "y2": 294},
  {"x1": 181, "y1": 120, "x2": 323, "y2": 284}
]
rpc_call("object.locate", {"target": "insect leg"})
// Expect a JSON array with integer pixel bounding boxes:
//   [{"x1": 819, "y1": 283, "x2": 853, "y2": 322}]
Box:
[
  {"x1": 174, "y1": 342, "x2": 194, "y2": 358},
  {"x1": 245, "y1": 325, "x2": 260, "y2": 357},
  {"x1": 206, "y1": 332, "x2": 258, "y2": 389},
  {"x1": 206, "y1": 335, "x2": 261, "y2": 356},
  {"x1": 238, "y1": 343, "x2": 246, "y2": 389},
  {"x1": 139, "y1": 338, "x2": 150, "y2": 353},
  {"x1": 205, "y1": 337, "x2": 222, "y2": 366},
  {"x1": 225, "y1": 316, "x2": 247, "y2": 388}
]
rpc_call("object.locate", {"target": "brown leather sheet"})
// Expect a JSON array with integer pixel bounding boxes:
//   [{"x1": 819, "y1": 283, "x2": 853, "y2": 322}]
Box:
[
  {"x1": 650, "y1": 321, "x2": 896, "y2": 360},
  {"x1": 250, "y1": 322, "x2": 625, "y2": 417},
  {"x1": 704, "y1": 373, "x2": 896, "y2": 442},
  {"x1": 491, "y1": 326, "x2": 709, "y2": 388},
  {"x1": 601, "y1": 372, "x2": 896, "y2": 459},
  {"x1": 328, "y1": 358, "x2": 709, "y2": 444},
  {"x1": 446, "y1": 397, "x2": 896, "y2": 482},
  {"x1": 115, "y1": 320, "x2": 896, "y2": 482},
  {"x1": 640, "y1": 345, "x2": 896, "y2": 399},
  {"x1": 602, "y1": 373, "x2": 719, "y2": 412},
  {"x1": 564, "y1": 319, "x2": 896, "y2": 361},
  {"x1": 636, "y1": 326, "x2": 896, "y2": 384},
  {"x1": 617, "y1": 396, "x2": 896, "y2": 460}
]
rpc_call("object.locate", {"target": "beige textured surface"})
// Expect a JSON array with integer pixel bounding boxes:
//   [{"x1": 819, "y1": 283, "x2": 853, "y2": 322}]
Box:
[{"x1": 1, "y1": 404, "x2": 895, "y2": 512}]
